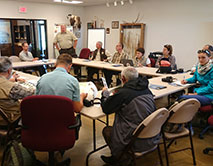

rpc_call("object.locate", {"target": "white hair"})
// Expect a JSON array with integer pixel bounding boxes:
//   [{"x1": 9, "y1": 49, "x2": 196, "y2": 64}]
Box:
[
  {"x1": 0, "y1": 57, "x2": 12, "y2": 73},
  {"x1": 121, "y1": 67, "x2": 138, "y2": 81},
  {"x1": 97, "y1": 41, "x2": 103, "y2": 47}
]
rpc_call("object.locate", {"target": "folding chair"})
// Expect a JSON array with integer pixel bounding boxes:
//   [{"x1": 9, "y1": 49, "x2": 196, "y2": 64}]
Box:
[
  {"x1": 162, "y1": 98, "x2": 200, "y2": 166},
  {"x1": 117, "y1": 108, "x2": 169, "y2": 166}
]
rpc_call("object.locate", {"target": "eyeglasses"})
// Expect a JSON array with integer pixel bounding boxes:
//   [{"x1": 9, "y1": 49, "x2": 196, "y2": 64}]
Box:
[{"x1": 197, "y1": 49, "x2": 211, "y2": 57}]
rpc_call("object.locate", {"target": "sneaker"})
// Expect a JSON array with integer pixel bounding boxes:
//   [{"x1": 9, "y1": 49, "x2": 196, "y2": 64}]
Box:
[{"x1": 101, "y1": 155, "x2": 116, "y2": 164}]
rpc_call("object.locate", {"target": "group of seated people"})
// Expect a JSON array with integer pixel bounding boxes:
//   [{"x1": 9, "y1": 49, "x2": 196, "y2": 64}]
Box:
[
  {"x1": 87, "y1": 41, "x2": 178, "y2": 87},
  {"x1": 0, "y1": 41, "x2": 213, "y2": 164}
]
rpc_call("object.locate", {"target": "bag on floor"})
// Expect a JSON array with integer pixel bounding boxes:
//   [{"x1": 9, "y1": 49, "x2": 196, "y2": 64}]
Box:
[{"x1": 2, "y1": 140, "x2": 36, "y2": 166}]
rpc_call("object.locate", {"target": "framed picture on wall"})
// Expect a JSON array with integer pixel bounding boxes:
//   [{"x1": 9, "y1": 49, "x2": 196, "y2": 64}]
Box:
[
  {"x1": 87, "y1": 22, "x2": 93, "y2": 29},
  {"x1": 120, "y1": 23, "x2": 145, "y2": 62},
  {"x1": 112, "y1": 21, "x2": 119, "y2": 29}
]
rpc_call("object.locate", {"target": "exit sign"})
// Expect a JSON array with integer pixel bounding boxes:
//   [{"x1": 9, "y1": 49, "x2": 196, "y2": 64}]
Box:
[{"x1": 19, "y1": 7, "x2": 27, "y2": 13}]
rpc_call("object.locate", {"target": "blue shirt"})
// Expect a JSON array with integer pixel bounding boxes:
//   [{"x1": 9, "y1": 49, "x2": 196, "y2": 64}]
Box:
[
  {"x1": 186, "y1": 66, "x2": 213, "y2": 100},
  {"x1": 36, "y1": 67, "x2": 80, "y2": 101}
]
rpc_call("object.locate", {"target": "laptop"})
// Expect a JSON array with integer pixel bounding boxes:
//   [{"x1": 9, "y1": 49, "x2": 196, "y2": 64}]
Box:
[{"x1": 120, "y1": 59, "x2": 134, "y2": 67}]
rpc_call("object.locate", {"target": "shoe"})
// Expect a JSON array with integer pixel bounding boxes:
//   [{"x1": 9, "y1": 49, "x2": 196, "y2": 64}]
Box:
[{"x1": 101, "y1": 155, "x2": 116, "y2": 164}]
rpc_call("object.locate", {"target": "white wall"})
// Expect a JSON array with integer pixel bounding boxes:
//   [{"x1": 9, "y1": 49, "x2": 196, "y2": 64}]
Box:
[
  {"x1": 83, "y1": 0, "x2": 213, "y2": 69},
  {"x1": 0, "y1": 0, "x2": 85, "y2": 58}
]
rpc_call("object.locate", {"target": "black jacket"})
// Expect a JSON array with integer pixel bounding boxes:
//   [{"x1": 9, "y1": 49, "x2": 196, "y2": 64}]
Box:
[
  {"x1": 101, "y1": 77, "x2": 159, "y2": 157},
  {"x1": 92, "y1": 48, "x2": 107, "y2": 61}
]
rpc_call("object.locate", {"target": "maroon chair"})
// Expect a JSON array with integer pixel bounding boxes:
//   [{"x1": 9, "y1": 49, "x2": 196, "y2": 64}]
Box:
[
  {"x1": 79, "y1": 48, "x2": 91, "y2": 59},
  {"x1": 77, "y1": 48, "x2": 91, "y2": 79},
  {"x1": 20, "y1": 95, "x2": 81, "y2": 166},
  {"x1": 203, "y1": 115, "x2": 213, "y2": 154},
  {"x1": 199, "y1": 104, "x2": 213, "y2": 139}
]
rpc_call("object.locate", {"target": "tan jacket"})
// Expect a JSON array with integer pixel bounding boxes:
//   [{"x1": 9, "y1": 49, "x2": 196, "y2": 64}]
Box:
[{"x1": 0, "y1": 77, "x2": 20, "y2": 125}]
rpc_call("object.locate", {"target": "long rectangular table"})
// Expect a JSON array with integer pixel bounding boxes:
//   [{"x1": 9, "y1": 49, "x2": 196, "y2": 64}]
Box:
[
  {"x1": 12, "y1": 59, "x2": 56, "y2": 69},
  {"x1": 13, "y1": 58, "x2": 163, "y2": 77}
]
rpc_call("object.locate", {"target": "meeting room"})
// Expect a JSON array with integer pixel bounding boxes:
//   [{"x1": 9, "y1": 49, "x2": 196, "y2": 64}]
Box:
[{"x1": 0, "y1": 0, "x2": 213, "y2": 165}]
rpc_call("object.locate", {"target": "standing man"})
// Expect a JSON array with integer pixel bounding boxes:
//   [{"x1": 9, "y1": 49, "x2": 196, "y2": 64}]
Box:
[
  {"x1": 54, "y1": 25, "x2": 79, "y2": 76},
  {"x1": 54, "y1": 25, "x2": 78, "y2": 58},
  {"x1": 19, "y1": 42, "x2": 46, "y2": 76}
]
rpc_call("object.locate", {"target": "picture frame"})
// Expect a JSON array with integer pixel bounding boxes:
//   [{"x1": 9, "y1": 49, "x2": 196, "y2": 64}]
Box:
[
  {"x1": 87, "y1": 22, "x2": 93, "y2": 29},
  {"x1": 112, "y1": 21, "x2": 119, "y2": 29},
  {"x1": 120, "y1": 23, "x2": 145, "y2": 61},
  {"x1": 106, "y1": 28, "x2": 110, "y2": 34}
]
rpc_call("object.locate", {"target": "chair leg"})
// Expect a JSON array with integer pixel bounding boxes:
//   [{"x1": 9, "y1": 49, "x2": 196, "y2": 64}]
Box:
[
  {"x1": 157, "y1": 145, "x2": 163, "y2": 166},
  {"x1": 162, "y1": 133, "x2": 169, "y2": 166},
  {"x1": 167, "y1": 139, "x2": 175, "y2": 149},
  {"x1": 48, "y1": 152, "x2": 55, "y2": 166},
  {"x1": 188, "y1": 123, "x2": 196, "y2": 165},
  {"x1": 199, "y1": 126, "x2": 210, "y2": 139}
]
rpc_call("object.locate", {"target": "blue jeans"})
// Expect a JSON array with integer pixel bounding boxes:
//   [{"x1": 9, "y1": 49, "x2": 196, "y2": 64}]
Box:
[{"x1": 179, "y1": 95, "x2": 213, "y2": 106}]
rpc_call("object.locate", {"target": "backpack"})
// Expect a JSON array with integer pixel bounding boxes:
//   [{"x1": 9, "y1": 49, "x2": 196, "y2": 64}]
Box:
[
  {"x1": 2, "y1": 140, "x2": 36, "y2": 166},
  {"x1": 156, "y1": 57, "x2": 172, "y2": 73}
]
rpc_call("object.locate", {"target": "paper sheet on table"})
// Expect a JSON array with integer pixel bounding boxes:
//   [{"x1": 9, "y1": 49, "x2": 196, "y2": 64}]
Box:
[
  {"x1": 79, "y1": 82, "x2": 98, "y2": 101},
  {"x1": 170, "y1": 81, "x2": 190, "y2": 87}
]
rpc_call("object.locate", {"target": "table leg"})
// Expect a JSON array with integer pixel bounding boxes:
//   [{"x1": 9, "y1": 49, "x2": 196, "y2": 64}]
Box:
[{"x1": 86, "y1": 119, "x2": 107, "y2": 166}]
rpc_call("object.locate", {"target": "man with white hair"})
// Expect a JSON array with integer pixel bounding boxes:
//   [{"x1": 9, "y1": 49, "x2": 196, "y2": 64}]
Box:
[
  {"x1": 100, "y1": 67, "x2": 159, "y2": 164},
  {"x1": 87, "y1": 41, "x2": 111, "y2": 81},
  {"x1": 0, "y1": 57, "x2": 34, "y2": 126}
]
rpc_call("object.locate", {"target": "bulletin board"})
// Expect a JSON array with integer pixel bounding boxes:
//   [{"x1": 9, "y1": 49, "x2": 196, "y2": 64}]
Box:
[{"x1": 87, "y1": 28, "x2": 105, "y2": 51}]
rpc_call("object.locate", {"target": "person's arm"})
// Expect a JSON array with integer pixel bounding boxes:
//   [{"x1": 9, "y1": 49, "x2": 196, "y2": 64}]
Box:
[
  {"x1": 101, "y1": 89, "x2": 125, "y2": 114},
  {"x1": 73, "y1": 93, "x2": 87, "y2": 113},
  {"x1": 155, "y1": 56, "x2": 161, "y2": 68},
  {"x1": 194, "y1": 72, "x2": 213, "y2": 95},
  {"x1": 9, "y1": 84, "x2": 35, "y2": 100},
  {"x1": 185, "y1": 70, "x2": 198, "y2": 83},
  {"x1": 71, "y1": 81, "x2": 87, "y2": 113},
  {"x1": 146, "y1": 58, "x2": 151, "y2": 67},
  {"x1": 53, "y1": 35, "x2": 60, "y2": 51},
  {"x1": 73, "y1": 40, "x2": 78, "y2": 49},
  {"x1": 170, "y1": 56, "x2": 177, "y2": 70},
  {"x1": 104, "y1": 50, "x2": 111, "y2": 62},
  {"x1": 19, "y1": 52, "x2": 33, "y2": 62}
]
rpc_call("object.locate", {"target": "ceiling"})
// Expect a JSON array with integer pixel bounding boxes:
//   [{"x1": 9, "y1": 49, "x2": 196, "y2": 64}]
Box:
[{"x1": 4, "y1": 0, "x2": 137, "y2": 7}]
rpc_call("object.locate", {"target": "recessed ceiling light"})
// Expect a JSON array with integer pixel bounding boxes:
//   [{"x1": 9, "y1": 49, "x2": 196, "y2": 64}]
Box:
[
  {"x1": 106, "y1": 2, "x2": 110, "y2": 7},
  {"x1": 62, "y1": 0, "x2": 83, "y2": 4},
  {"x1": 121, "y1": 0, "x2": 124, "y2": 5},
  {"x1": 114, "y1": 1, "x2": 117, "y2": 6},
  {"x1": 129, "y1": 0, "x2": 133, "y2": 4},
  {"x1": 54, "y1": 0, "x2": 61, "y2": 2}
]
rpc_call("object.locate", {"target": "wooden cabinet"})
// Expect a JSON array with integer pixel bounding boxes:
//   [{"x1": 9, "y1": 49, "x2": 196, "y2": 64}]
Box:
[{"x1": 13, "y1": 25, "x2": 30, "y2": 44}]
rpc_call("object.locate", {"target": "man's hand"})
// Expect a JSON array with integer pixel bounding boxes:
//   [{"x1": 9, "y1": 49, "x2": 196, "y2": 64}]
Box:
[
  {"x1": 33, "y1": 57, "x2": 39, "y2": 61},
  {"x1": 181, "y1": 80, "x2": 187, "y2": 84},
  {"x1": 188, "y1": 93, "x2": 198, "y2": 95},
  {"x1": 80, "y1": 93, "x2": 88, "y2": 100},
  {"x1": 102, "y1": 87, "x2": 108, "y2": 92}
]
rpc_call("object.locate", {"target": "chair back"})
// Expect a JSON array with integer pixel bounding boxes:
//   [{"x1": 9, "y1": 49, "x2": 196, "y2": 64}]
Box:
[
  {"x1": 20, "y1": 95, "x2": 76, "y2": 152},
  {"x1": 134, "y1": 108, "x2": 169, "y2": 139},
  {"x1": 79, "y1": 48, "x2": 91, "y2": 59},
  {"x1": 9, "y1": 56, "x2": 21, "y2": 62},
  {"x1": 168, "y1": 98, "x2": 200, "y2": 124}
]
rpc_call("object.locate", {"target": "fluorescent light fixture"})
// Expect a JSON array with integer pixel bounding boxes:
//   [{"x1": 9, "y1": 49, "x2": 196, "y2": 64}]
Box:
[
  {"x1": 114, "y1": 1, "x2": 117, "y2": 6},
  {"x1": 106, "y1": 2, "x2": 110, "y2": 7},
  {"x1": 120, "y1": 0, "x2": 124, "y2": 5},
  {"x1": 62, "y1": 0, "x2": 83, "y2": 4},
  {"x1": 129, "y1": 0, "x2": 133, "y2": 4},
  {"x1": 54, "y1": 0, "x2": 61, "y2": 2}
]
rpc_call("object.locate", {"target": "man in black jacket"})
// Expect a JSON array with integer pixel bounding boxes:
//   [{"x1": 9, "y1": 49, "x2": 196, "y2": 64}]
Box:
[{"x1": 101, "y1": 67, "x2": 159, "y2": 164}]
